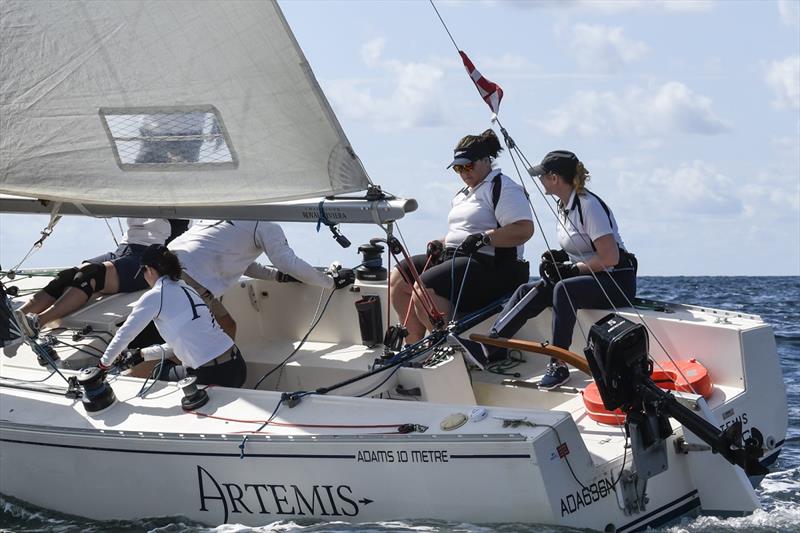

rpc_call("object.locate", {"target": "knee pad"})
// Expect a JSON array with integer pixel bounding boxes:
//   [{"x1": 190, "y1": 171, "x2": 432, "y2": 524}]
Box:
[
  {"x1": 70, "y1": 263, "x2": 107, "y2": 298},
  {"x1": 42, "y1": 267, "x2": 79, "y2": 298}
]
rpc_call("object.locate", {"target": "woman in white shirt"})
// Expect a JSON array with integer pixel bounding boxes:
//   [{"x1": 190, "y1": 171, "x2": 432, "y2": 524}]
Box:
[
  {"x1": 487, "y1": 150, "x2": 637, "y2": 389},
  {"x1": 99, "y1": 244, "x2": 246, "y2": 388},
  {"x1": 16, "y1": 219, "x2": 188, "y2": 337},
  {"x1": 390, "y1": 130, "x2": 534, "y2": 345}
]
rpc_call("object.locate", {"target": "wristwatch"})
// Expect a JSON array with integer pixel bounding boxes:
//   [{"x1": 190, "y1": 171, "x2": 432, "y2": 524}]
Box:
[{"x1": 480, "y1": 233, "x2": 492, "y2": 247}]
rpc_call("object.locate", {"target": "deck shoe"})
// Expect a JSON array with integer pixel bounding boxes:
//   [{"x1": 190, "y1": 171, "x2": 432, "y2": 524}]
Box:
[
  {"x1": 448, "y1": 334, "x2": 488, "y2": 370},
  {"x1": 13, "y1": 310, "x2": 39, "y2": 339},
  {"x1": 539, "y1": 363, "x2": 570, "y2": 390}
]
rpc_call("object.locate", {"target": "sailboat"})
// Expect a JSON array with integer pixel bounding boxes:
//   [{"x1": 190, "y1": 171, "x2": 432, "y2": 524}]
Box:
[{"x1": 0, "y1": 1, "x2": 787, "y2": 531}]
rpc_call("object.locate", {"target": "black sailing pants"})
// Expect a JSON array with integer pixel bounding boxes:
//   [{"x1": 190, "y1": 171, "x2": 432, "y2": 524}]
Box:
[{"x1": 491, "y1": 268, "x2": 637, "y2": 353}]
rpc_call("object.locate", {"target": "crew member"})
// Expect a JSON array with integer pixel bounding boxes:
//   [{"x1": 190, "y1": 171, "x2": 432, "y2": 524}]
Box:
[
  {"x1": 99, "y1": 245, "x2": 247, "y2": 388},
  {"x1": 15, "y1": 218, "x2": 188, "y2": 337},
  {"x1": 390, "y1": 129, "x2": 533, "y2": 363},
  {"x1": 168, "y1": 220, "x2": 355, "y2": 339},
  {"x1": 487, "y1": 150, "x2": 637, "y2": 389}
]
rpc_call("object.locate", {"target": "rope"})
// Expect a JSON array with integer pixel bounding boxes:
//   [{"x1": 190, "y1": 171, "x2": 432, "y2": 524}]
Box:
[
  {"x1": 1, "y1": 204, "x2": 62, "y2": 281},
  {"x1": 498, "y1": 125, "x2": 697, "y2": 394},
  {"x1": 429, "y1": 0, "x2": 460, "y2": 53},
  {"x1": 103, "y1": 218, "x2": 119, "y2": 247}
]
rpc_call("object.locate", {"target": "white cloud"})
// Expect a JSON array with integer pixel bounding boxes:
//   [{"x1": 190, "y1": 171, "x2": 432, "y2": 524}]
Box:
[
  {"x1": 541, "y1": 81, "x2": 731, "y2": 139},
  {"x1": 778, "y1": 0, "x2": 800, "y2": 27},
  {"x1": 765, "y1": 55, "x2": 800, "y2": 109},
  {"x1": 558, "y1": 23, "x2": 648, "y2": 73},
  {"x1": 325, "y1": 40, "x2": 449, "y2": 129},
  {"x1": 360, "y1": 38, "x2": 385, "y2": 66},
  {"x1": 616, "y1": 161, "x2": 743, "y2": 216}
]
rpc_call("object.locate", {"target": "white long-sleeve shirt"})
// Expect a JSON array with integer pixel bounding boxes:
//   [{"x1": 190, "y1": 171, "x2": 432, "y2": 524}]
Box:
[
  {"x1": 168, "y1": 220, "x2": 333, "y2": 298},
  {"x1": 101, "y1": 277, "x2": 232, "y2": 369}
]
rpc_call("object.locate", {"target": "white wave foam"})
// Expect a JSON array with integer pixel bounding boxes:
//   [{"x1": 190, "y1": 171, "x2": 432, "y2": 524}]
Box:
[{"x1": 664, "y1": 502, "x2": 800, "y2": 532}]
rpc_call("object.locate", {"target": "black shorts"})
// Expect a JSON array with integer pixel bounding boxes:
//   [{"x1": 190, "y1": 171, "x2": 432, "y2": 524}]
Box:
[
  {"x1": 84, "y1": 243, "x2": 148, "y2": 293},
  {"x1": 396, "y1": 253, "x2": 529, "y2": 314}
]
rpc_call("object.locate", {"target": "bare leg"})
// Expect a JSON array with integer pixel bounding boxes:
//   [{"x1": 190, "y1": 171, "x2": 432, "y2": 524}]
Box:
[
  {"x1": 128, "y1": 357, "x2": 181, "y2": 379},
  {"x1": 128, "y1": 359, "x2": 161, "y2": 378},
  {"x1": 37, "y1": 261, "x2": 120, "y2": 327},
  {"x1": 411, "y1": 284, "x2": 451, "y2": 340},
  {"x1": 390, "y1": 269, "x2": 426, "y2": 343},
  {"x1": 20, "y1": 291, "x2": 56, "y2": 314},
  {"x1": 37, "y1": 287, "x2": 90, "y2": 327}
]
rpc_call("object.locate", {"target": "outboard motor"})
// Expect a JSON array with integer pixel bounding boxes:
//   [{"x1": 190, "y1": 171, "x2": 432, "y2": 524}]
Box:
[{"x1": 584, "y1": 313, "x2": 767, "y2": 477}]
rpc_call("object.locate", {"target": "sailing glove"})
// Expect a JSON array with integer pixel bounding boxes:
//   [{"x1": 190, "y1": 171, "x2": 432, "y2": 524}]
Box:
[
  {"x1": 541, "y1": 249, "x2": 569, "y2": 264},
  {"x1": 426, "y1": 240, "x2": 444, "y2": 263},
  {"x1": 331, "y1": 268, "x2": 356, "y2": 290},
  {"x1": 540, "y1": 261, "x2": 581, "y2": 285},
  {"x1": 119, "y1": 348, "x2": 144, "y2": 369},
  {"x1": 460, "y1": 232, "x2": 490, "y2": 255},
  {"x1": 276, "y1": 271, "x2": 301, "y2": 283}
]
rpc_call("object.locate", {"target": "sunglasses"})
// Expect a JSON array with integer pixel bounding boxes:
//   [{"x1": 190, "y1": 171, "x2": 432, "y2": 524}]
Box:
[{"x1": 452, "y1": 162, "x2": 474, "y2": 174}]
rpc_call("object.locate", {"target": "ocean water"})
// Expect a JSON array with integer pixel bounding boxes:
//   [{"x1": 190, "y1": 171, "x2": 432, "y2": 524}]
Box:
[{"x1": 2, "y1": 276, "x2": 798, "y2": 533}]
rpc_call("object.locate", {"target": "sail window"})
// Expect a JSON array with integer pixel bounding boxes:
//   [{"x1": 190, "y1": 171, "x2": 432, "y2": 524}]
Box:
[{"x1": 100, "y1": 106, "x2": 238, "y2": 170}]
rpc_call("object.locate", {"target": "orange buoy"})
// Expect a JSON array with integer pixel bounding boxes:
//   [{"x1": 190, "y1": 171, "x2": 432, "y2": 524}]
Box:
[{"x1": 582, "y1": 359, "x2": 713, "y2": 426}]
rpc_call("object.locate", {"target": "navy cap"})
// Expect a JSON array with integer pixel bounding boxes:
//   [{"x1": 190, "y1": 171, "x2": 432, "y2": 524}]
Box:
[
  {"x1": 528, "y1": 150, "x2": 579, "y2": 180},
  {"x1": 135, "y1": 244, "x2": 168, "y2": 278},
  {"x1": 446, "y1": 143, "x2": 492, "y2": 169}
]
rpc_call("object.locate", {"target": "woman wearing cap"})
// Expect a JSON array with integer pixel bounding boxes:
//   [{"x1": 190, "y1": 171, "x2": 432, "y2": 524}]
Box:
[
  {"x1": 97, "y1": 244, "x2": 247, "y2": 388},
  {"x1": 390, "y1": 129, "x2": 534, "y2": 353},
  {"x1": 487, "y1": 150, "x2": 637, "y2": 389}
]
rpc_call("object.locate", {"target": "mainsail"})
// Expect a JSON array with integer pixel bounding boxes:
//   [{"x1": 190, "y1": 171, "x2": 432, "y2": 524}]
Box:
[{"x1": 0, "y1": 0, "x2": 372, "y2": 210}]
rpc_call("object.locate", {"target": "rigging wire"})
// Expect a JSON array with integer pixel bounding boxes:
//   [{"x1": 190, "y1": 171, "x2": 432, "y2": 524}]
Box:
[
  {"x1": 103, "y1": 218, "x2": 119, "y2": 247},
  {"x1": 499, "y1": 124, "x2": 698, "y2": 393},
  {"x1": 427, "y1": 0, "x2": 686, "y2": 388}
]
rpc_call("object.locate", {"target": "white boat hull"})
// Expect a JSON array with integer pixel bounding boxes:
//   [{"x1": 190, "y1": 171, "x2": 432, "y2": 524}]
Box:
[{"x1": 0, "y1": 274, "x2": 788, "y2": 530}]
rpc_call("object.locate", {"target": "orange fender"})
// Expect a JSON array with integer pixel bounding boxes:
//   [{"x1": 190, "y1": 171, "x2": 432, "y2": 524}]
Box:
[{"x1": 582, "y1": 359, "x2": 713, "y2": 426}]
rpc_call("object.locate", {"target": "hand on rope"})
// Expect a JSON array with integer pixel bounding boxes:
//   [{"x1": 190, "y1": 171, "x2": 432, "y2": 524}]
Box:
[
  {"x1": 460, "y1": 232, "x2": 490, "y2": 255},
  {"x1": 540, "y1": 261, "x2": 581, "y2": 286},
  {"x1": 376, "y1": 236, "x2": 445, "y2": 329},
  {"x1": 426, "y1": 240, "x2": 444, "y2": 264},
  {"x1": 326, "y1": 263, "x2": 355, "y2": 290},
  {"x1": 276, "y1": 271, "x2": 301, "y2": 283}
]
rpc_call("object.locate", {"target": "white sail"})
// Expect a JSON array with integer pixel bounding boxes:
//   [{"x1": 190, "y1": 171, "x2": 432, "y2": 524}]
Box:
[{"x1": 0, "y1": 0, "x2": 371, "y2": 207}]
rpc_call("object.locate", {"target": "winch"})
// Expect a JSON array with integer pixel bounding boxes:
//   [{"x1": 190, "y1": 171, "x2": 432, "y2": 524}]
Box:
[{"x1": 77, "y1": 367, "x2": 116, "y2": 414}]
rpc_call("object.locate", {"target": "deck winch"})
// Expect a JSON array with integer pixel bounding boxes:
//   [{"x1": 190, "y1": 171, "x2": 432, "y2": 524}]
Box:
[
  {"x1": 77, "y1": 367, "x2": 116, "y2": 414},
  {"x1": 178, "y1": 376, "x2": 209, "y2": 411}
]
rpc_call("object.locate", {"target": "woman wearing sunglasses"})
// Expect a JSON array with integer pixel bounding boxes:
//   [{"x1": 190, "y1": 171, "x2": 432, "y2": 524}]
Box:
[{"x1": 390, "y1": 129, "x2": 534, "y2": 357}]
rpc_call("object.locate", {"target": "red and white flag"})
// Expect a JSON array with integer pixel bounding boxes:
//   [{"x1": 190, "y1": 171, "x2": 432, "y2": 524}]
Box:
[{"x1": 459, "y1": 50, "x2": 503, "y2": 115}]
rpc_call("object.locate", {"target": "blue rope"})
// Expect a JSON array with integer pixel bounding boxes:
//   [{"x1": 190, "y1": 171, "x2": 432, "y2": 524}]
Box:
[{"x1": 316, "y1": 199, "x2": 331, "y2": 233}]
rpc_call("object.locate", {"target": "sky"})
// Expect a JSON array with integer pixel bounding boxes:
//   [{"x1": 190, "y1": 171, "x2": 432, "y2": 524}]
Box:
[{"x1": 1, "y1": 0, "x2": 798, "y2": 276}]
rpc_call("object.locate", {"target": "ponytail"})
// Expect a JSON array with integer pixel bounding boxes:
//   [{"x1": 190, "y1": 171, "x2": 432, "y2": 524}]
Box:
[
  {"x1": 573, "y1": 161, "x2": 590, "y2": 193},
  {"x1": 454, "y1": 128, "x2": 504, "y2": 159},
  {"x1": 154, "y1": 250, "x2": 183, "y2": 281}
]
